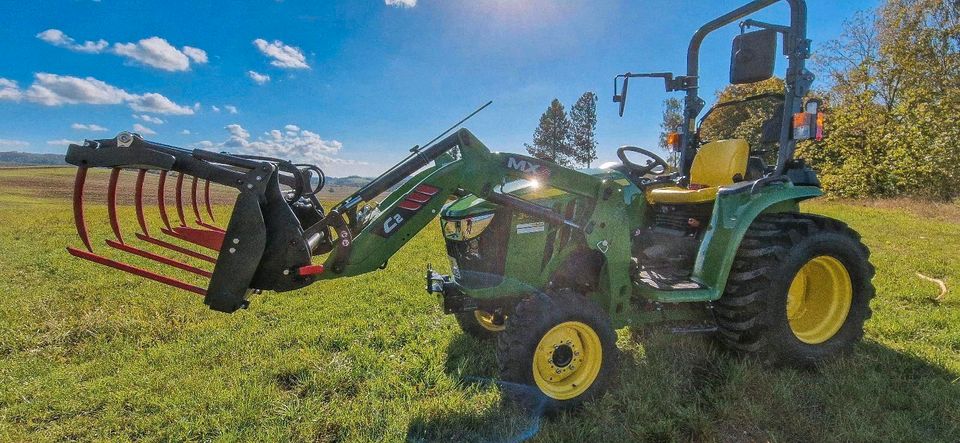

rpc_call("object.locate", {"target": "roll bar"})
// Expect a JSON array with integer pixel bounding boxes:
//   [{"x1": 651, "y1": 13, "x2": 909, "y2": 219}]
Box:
[{"x1": 677, "y1": 0, "x2": 811, "y2": 178}]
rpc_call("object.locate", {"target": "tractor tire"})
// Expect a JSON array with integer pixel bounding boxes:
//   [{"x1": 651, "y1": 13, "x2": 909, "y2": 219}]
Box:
[
  {"x1": 455, "y1": 310, "x2": 506, "y2": 339},
  {"x1": 495, "y1": 290, "x2": 618, "y2": 412},
  {"x1": 715, "y1": 213, "x2": 875, "y2": 367}
]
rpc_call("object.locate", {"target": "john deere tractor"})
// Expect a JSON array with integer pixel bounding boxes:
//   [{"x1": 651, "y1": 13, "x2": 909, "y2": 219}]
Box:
[{"x1": 65, "y1": 0, "x2": 873, "y2": 412}]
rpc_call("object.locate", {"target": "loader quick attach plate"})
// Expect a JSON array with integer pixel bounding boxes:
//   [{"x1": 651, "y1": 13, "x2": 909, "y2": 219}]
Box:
[{"x1": 64, "y1": 132, "x2": 328, "y2": 312}]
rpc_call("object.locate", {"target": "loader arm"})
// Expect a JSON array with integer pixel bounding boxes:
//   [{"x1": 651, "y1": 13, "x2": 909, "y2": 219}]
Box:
[
  {"x1": 308, "y1": 128, "x2": 605, "y2": 279},
  {"x1": 64, "y1": 128, "x2": 610, "y2": 313}
]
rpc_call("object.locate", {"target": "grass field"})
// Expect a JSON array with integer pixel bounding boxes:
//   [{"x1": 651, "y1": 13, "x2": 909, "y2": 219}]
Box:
[{"x1": 0, "y1": 167, "x2": 957, "y2": 442}]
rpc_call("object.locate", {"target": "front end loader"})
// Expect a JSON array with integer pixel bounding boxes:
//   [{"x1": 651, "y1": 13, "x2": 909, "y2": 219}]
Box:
[{"x1": 65, "y1": 0, "x2": 874, "y2": 412}]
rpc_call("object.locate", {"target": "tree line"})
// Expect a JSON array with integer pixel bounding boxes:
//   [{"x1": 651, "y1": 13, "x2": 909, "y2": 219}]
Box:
[
  {"x1": 660, "y1": 0, "x2": 959, "y2": 201},
  {"x1": 525, "y1": 92, "x2": 599, "y2": 168}
]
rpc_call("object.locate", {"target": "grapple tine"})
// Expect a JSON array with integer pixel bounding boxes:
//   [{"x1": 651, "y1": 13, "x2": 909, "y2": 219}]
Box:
[
  {"x1": 158, "y1": 171, "x2": 173, "y2": 231},
  {"x1": 204, "y1": 179, "x2": 216, "y2": 222},
  {"x1": 67, "y1": 247, "x2": 206, "y2": 295},
  {"x1": 72, "y1": 166, "x2": 94, "y2": 252},
  {"x1": 175, "y1": 172, "x2": 187, "y2": 227},
  {"x1": 106, "y1": 240, "x2": 212, "y2": 278},
  {"x1": 192, "y1": 176, "x2": 224, "y2": 232},
  {"x1": 105, "y1": 167, "x2": 215, "y2": 277},
  {"x1": 160, "y1": 226, "x2": 224, "y2": 251},
  {"x1": 135, "y1": 169, "x2": 149, "y2": 236},
  {"x1": 107, "y1": 167, "x2": 124, "y2": 243},
  {"x1": 135, "y1": 233, "x2": 218, "y2": 264},
  {"x1": 190, "y1": 175, "x2": 202, "y2": 224}
]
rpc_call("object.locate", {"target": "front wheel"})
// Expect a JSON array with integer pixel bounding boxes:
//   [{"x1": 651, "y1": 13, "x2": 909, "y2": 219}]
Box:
[
  {"x1": 454, "y1": 310, "x2": 506, "y2": 339},
  {"x1": 715, "y1": 213, "x2": 875, "y2": 367},
  {"x1": 496, "y1": 290, "x2": 618, "y2": 412}
]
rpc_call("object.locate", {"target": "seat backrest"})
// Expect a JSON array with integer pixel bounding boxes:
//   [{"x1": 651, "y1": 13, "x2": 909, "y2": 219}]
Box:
[{"x1": 690, "y1": 139, "x2": 749, "y2": 187}]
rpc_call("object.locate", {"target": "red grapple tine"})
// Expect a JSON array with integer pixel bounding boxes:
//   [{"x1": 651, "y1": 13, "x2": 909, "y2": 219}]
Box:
[
  {"x1": 158, "y1": 171, "x2": 173, "y2": 231},
  {"x1": 135, "y1": 233, "x2": 217, "y2": 264},
  {"x1": 190, "y1": 176, "x2": 203, "y2": 225},
  {"x1": 135, "y1": 169, "x2": 149, "y2": 236},
  {"x1": 106, "y1": 239, "x2": 212, "y2": 278},
  {"x1": 191, "y1": 178, "x2": 222, "y2": 232},
  {"x1": 161, "y1": 226, "x2": 225, "y2": 251},
  {"x1": 204, "y1": 179, "x2": 216, "y2": 222},
  {"x1": 107, "y1": 168, "x2": 124, "y2": 244},
  {"x1": 175, "y1": 172, "x2": 187, "y2": 227},
  {"x1": 68, "y1": 247, "x2": 206, "y2": 295},
  {"x1": 72, "y1": 166, "x2": 94, "y2": 252},
  {"x1": 196, "y1": 221, "x2": 225, "y2": 233}
]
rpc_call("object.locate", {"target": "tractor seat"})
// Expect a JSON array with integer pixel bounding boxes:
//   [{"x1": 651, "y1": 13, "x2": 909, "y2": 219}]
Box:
[{"x1": 646, "y1": 139, "x2": 749, "y2": 205}]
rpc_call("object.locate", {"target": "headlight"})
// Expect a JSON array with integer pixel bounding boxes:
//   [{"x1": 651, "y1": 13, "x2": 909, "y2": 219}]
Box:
[{"x1": 441, "y1": 213, "x2": 495, "y2": 241}]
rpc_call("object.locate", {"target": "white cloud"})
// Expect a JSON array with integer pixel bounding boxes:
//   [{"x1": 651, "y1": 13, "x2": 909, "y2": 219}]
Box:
[
  {"x1": 225, "y1": 124, "x2": 250, "y2": 140},
  {"x1": 201, "y1": 123, "x2": 363, "y2": 167},
  {"x1": 0, "y1": 78, "x2": 22, "y2": 101},
  {"x1": 128, "y1": 92, "x2": 195, "y2": 115},
  {"x1": 18, "y1": 73, "x2": 195, "y2": 115},
  {"x1": 133, "y1": 114, "x2": 164, "y2": 124},
  {"x1": 47, "y1": 139, "x2": 81, "y2": 146},
  {"x1": 247, "y1": 70, "x2": 271, "y2": 85},
  {"x1": 113, "y1": 37, "x2": 206, "y2": 71},
  {"x1": 225, "y1": 105, "x2": 238, "y2": 114},
  {"x1": 253, "y1": 39, "x2": 309, "y2": 69},
  {"x1": 71, "y1": 123, "x2": 108, "y2": 131},
  {"x1": 132, "y1": 123, "x2": 156, "y2": 135},
  {"x1": 36, "y1": 29, "x2": 108, "y2": 53},
  {"x1": 113, "y1": 37, "x2": 189, "y2": 71},
  {"x1": 25, "y1": 73, "x2": 131, "y2": 106},
  {"x1": 0, "y1": 139, "x2": 30, "y2": 148},
  {"x1": 385, "y1": 0, "x2": 417, "y2": 7},
  {"x1": 181, "y1": 46, "x2": 208, "y2": 64},
  {"x1": 180, "y1": 129, "x2": 191, "y2": 135},
  {"x1": 37, "y1": 30, "x2": 205, "y2": 71},
  {"x1": 211, "y1": 105, "x2": 220, "y2": 112}
]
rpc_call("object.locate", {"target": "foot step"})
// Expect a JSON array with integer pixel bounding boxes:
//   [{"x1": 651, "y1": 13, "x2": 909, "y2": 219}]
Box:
[{"x1": 636, "y1": 270, "x2": 705, "y2": 290}]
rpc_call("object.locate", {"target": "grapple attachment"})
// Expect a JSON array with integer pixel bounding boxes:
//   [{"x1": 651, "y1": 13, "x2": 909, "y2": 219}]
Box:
[{"x1": 65, "y1": 132, "x2": 332, "y2": 312}]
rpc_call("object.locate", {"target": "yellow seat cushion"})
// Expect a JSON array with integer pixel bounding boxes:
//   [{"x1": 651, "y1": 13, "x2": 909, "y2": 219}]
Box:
[
  {"x1": 646, "y1": 139, "x2": 748, "y2": 205},
  {"x1": 647, "y1": 186, "x2": 719, "y2": 204}
]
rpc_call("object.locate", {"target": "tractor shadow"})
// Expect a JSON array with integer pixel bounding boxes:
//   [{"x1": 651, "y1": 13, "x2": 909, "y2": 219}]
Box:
[
  {"x1": 409, "y1": 329, "x2": 960, "y2": 442},
  {"x1": 406, "y1": 334, "x2": 549, "y2": 443}
]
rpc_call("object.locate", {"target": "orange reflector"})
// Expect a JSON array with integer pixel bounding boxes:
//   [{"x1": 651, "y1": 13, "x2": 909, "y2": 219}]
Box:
[
  {"x1": 666, "y1": 132, "x2": 681, "y2": 151},
  {"x1": 793, "y1": 112, "x2": 813, "y2": 140},
  {"x1": 816, "y1": 112, "x2": 825, "y2": 141}
]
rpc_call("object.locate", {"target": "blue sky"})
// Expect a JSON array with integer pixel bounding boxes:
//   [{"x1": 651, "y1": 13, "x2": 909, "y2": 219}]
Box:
[{"x1": 0, "y1": 0, "x2": 878, "y2": 176}]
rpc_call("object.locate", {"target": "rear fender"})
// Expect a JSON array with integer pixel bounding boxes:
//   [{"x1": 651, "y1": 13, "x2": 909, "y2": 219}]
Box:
[{"x1": 692, "y1": 182, "x2": 822, "y2": 297}]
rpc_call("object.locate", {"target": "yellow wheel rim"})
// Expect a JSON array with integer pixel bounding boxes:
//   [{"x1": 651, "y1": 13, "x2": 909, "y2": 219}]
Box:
[
  {"x1": 474, "y1": 310, "x2": 506, "y2": 332},
  {"x1": 786, "y1": 255, "x2": 853, "y2": 344},
  {"x1": 532, "y1": 321, "x2": 603, "y2": 400}
]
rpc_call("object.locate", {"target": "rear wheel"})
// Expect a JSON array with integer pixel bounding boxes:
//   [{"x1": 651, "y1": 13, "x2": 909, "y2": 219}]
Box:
[
  {"x1": 454, "y1": 310, "x2": 506, "y2": 339},
  {"x1": 496, "y1": 290, "x2": 618, "y2": 412},
  {"x1": 716, "y1": 213, "x2": 875, "y2": 367}
]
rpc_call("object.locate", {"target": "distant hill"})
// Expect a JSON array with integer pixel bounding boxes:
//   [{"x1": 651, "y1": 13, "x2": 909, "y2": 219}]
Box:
[
  {"x1": 326, "y1": 175, "x2": 373, "y2": 187},
  {"x1": 0, "y1": 151, "x2": 67, "y2": 166},
  {"x1": 0, "y1": 151, "x2": 378, "y2": 185}
]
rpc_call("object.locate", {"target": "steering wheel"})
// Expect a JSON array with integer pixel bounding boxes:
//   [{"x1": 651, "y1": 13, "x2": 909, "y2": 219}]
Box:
[{"x1": 617, "y1": 146, "x2": 668, "y2": 177}]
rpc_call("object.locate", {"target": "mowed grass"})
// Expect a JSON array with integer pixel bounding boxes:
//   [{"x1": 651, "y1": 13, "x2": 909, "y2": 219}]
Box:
[{"x1": 0, "y1": 167, "x2": 957, "y2": 442}]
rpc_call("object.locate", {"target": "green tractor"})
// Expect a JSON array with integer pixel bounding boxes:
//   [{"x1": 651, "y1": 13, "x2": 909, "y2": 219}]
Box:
[{"x1": 64, "y1": 0, "x2": 873, "y2": 412}]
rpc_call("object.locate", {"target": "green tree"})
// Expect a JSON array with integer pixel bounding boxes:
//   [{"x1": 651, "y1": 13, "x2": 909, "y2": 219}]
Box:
[
  {"x1": 525, "y1": 99, "x2": 574, "y2": 166},
  {"x1": 569, "y1": 92, "x2": 598, "y2": 168},
  {"x1": 658, "y1": 97, "x2": 683, "y2": 169},
  {"x1": 810, "y1": 0, "x2": 960, "y2": 200}
]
